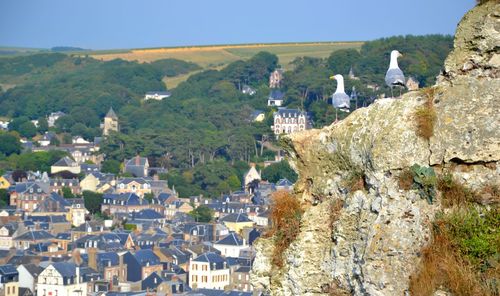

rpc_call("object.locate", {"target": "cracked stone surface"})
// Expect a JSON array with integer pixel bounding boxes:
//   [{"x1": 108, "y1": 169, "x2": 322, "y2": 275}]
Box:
[{"x1": 251, "y1": 2, "x2": 500, "y2": 295}]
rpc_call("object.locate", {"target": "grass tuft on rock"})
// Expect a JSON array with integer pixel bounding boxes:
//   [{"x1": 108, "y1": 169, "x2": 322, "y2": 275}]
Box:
[
  {"x1": 343, "y1": 170, "x2": 366, "y2": 192},
  {"x1": 398, "y1": 168, "x2": 414, "y2": 190},
  {"x1": 437, "y1": 173, "x2": 476, "y2": 207},
  {"x1": 409, "y1": 207, "x2": 500, "y2": 296},
  {"x1": 265, "y1": 190, "x2": 303, "y2": 268},
  {"x1": 414, "y1": 87, "x2": 438, "y2": 140}
]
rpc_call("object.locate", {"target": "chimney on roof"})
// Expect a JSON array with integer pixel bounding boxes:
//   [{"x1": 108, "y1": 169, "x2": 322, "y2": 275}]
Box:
[
  {"x1": 135, "y1": 155, "x2": 140, "y2": 166},
  {"x1": 76, "y1": 266, "x2": 81, "y2": 284},
  {"x1": 88, "y1": 247, "x2": 98, "y2": 271}
]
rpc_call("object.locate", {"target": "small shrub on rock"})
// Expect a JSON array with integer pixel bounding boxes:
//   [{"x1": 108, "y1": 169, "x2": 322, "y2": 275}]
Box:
[{"x1": 410, "y1": 164, "x2": 437, "y2": 204}]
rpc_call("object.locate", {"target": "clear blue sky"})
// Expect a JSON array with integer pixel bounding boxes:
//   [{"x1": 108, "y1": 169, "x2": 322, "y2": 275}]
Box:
[{"x1": 0, "y1": 0, "x2": 475, "y2": 50}]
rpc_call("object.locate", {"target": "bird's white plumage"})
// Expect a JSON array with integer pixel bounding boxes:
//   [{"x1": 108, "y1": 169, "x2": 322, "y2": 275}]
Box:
[
  {"x1": 385, "y1": 50, "x2": 406, "y2": 95},
  {"x1": 331, "y1": 74, "x2": 350, "y2": 110}
]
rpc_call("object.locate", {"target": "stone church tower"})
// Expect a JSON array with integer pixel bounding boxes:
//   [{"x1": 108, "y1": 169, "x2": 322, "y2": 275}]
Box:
[{"x1": 103, "y1": 107, "x2": 118, "y2": 136}]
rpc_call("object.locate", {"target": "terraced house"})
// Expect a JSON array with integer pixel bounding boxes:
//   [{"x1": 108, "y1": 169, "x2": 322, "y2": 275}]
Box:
[
  {"x1": 10, "y1": 182, "x2": 49, "y2": 212},
  {"x1": 36, "y1": 262, "x2": 87, "y2": 296},
  {"x1": 189, "y1": 252, "x2": 230, "y2": 290},
  {"x1": 101, "y1": 193, "x2": 150, "y2": 215},
  {"x1": 271, "y1": 107, "x2": 311, "y2": 137}
]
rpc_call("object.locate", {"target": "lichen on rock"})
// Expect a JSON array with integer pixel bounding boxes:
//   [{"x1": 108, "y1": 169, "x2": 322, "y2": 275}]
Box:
[{"x1": 251, "y1": 2, "x2": 500, "y2": 295}]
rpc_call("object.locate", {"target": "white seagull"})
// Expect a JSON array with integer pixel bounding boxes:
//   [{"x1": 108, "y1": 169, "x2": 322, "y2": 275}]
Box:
[
  {"x1": 329, "y1": 74, "x2": 351, "y2": 121},
  {"x1": 385, "y1": 50, "x2": 406, "y2": 98}
]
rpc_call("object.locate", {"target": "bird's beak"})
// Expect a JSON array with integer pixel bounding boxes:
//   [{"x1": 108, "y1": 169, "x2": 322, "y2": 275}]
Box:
[
  {"x1": 399, "y1": 53, "x2": 403, "y2": 57},
  {"x1": 329, "y1": 75, "x2": 336, "y2": 80}
]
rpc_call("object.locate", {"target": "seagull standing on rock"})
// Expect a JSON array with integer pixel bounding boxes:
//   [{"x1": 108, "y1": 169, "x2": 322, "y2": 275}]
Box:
[
  {"x1": 385, "y1": 50, "x2": 406, "y2": 98},
  {"x1": 329, "y1": 74, "x2": 351, "y2": 122}
]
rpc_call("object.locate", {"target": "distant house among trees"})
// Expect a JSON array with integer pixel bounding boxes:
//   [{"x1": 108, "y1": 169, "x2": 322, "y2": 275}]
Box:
[
  {"x1": 124, "y1": 155, "x2": 150, "y2": 177},
  {"x1": 269, "y1": 68, "x2": 284, "y2": 88},
  {"x1": 271, "y1": 108, "x2": 311, "y2": 137},
  {"x1": 250, "y1": 110, "x2": 265, "y2": 122},
  {"x1": 102, "y1": 107, "x2": 119, "y2": 136},
  {"x1": 144, "y1": 91, "x2": 171, "y2": 101},
  {"x1": 241, "y1": 85, "x2": 256, "y2": 96},
  {"x1": 47, "y1": 111, "x2": 65, "y2": 128},
  {"x1": 267, "y1": 90, "x2": 285, "y2": 107}
]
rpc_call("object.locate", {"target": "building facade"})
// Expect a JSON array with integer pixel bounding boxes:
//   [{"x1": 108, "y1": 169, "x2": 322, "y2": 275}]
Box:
[
  {"x1": 271, "y1": 108, "x2": 310, "y2": 137},
  {"x1": 189, "y1": 253, "x2": 230, "y2": 290},
  {"x1": 103, "y1": 107, "x2": 119, "y2": 136},
  {"x1": 269, "y1": 69, "x2": 284, "y2": 88},
  {"x1": 36, "y1": 263, "x2": 87, "y2": 296}
]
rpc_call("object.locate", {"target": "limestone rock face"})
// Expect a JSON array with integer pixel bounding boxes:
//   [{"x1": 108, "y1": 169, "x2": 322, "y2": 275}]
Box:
[{"x1": 251, "y1": 2, "x2": 500, "y2": 296}]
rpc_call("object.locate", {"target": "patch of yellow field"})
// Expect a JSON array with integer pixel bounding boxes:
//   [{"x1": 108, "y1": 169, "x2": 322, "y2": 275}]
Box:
[
  {"x1": 92, "y1": 42, "x2": 362, "y2": 66},
  {"x1": 91, "y1": 42, "x2": 363, "y2": 87}
]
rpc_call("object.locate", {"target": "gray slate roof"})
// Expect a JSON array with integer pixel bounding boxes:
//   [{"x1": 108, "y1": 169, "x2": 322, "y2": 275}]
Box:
[
  {"x1": 106, "y1": 107, "x2": 118, "y2": 119},
  {"x1": 52, "y1": 262, "x2": 76, "y2": 277},
  {"x1": 21, "y1": 263, "x2": 44, "y2": 277},
  {"x1": 53, "y1": 156, "x2": 76, "y2": 167},
  {"x1": 221, "y1": 213, "x2": 251, "y2": 223},
  {"x1": 14, "y1": 230, "x2": 54, "y2": 241},
  {"x1": 215, "y1": 232, "x2": 244, "y2": 246}
]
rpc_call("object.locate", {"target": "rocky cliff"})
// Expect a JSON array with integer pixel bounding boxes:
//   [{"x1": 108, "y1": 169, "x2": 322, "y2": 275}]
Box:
[{"x1": 251, "y1": 2, "x2": 499, "y2": 295}]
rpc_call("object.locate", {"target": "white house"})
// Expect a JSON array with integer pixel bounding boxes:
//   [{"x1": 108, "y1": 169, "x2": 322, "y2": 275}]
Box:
[
  {"x1": 72, "y1": 136, "x2": 90, "y2": 144},
  {"x1": 243, "y1": 165, "x2": 261, "y2": 193},
  {"x1": 51, "y1": 156, "x2": 81, "y2": 174},
  {"x1": 241, "y1": 85, "x2": 256, "y2": 96},
  {"x1": 0, "y1": 120, "x2": 10, "y2": 130},
  {"x1": 17, "y1": 264, "x2": 43, "y2": 295},
  {"x1": 213, "y1": 232, "x2": 247, "y2": 258},
  {"x1": 251, "y1": 210, "x2": 269, "y2": 227},
  {"x1": 0, "y1": 224, "x2": 17, "y2": 250},
  {"x1": 144, "y1": 91, "x2": 171, "y2": 101},
  {"x1": 47, "y1": 112, "x2": 65, "y2": 128},
  {"x1": 188, "y1": 252, "x2": 230, "y2": 290},
  {"x1": 271, "y1": 108, "x2": 310, "y2": 137},
  {"x1": 36, "y1": 263, "x2": 87, "y2": 296},
  {"x1": 267, "y1": 90, "x2": 284, "y2": 107}
]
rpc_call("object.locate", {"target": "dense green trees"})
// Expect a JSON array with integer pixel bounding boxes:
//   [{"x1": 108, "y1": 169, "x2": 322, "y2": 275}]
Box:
[
  {"x1": 327, "y1": 49, "x2": 362, "y2": 75},
  {"x1": 8, "y1": 117, "x2": 37, "y2": 138},
  {"x1": 189, "y1": 205, "x2": 214, "y2": 222},
  {"x1": 261, "y1": 160, "x2": 298, "y2": 183},
  {"x1": 82, "y1": 190, "x2": 103, "y2": 214},
  {"x1": 0, "y1": 150, "x2": 68, "y2": 172},
  {"x1": 101, "y1": 159, "x2": 121, "y2": 174},
  {"x1": 165, "y1": 160, "x2": 245, "y2": 198},
  {"x1": 0, "y1": 132, "x2": 21, "y2": 156},
  {"x1": 0, "y1": 189, "x2": 9, "y2": 207},
  {"x1": 61, "y1": 187, "x2": 75, "y2": 199}
]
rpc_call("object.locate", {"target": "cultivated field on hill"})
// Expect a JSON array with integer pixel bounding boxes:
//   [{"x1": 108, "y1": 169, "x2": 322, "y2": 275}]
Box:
[{"x1": 91, "y1": 42, "x2": 363, "y2": 87}]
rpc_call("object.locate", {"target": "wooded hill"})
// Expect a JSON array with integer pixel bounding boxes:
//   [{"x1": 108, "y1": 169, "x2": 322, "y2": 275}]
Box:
[{"x1": 0, "y1": 34, "x2": 453, "y2": 197}]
